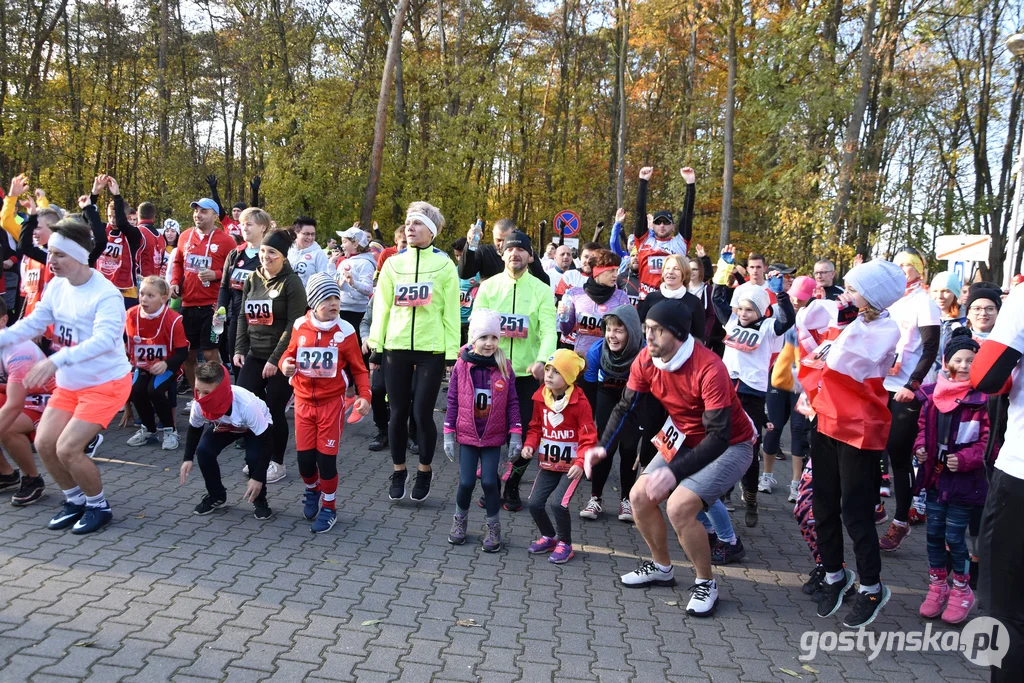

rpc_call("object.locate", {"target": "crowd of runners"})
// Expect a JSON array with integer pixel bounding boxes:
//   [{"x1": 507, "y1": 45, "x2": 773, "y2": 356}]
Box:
[{"x1": 0, "y1": 167, "x2": 1021, "y2": 678}]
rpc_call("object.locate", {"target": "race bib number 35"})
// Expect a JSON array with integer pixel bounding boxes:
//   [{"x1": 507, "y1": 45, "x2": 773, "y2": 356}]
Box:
[
  {"x1": 652, "y1": 416, "x2": 685, "y2": 462},
  {"x1": 395, "y1": 282, "x2": 433, "y2": 307},
  {"x1": 245, "y1": 300, "x2": 274, "y2": 326},
  {"x1": 500, "y1": 314, "x2": 529, "y2": 339},
  {"x1": 53, "y1": 324, "x2": 76, "y2": 350},
  {"x1": 297, "y1": 347, "x2": 338, "y2": 378}
]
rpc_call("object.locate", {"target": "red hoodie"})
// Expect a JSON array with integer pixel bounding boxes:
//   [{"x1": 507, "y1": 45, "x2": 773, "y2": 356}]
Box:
[
  {"x1": 523, "y1": 386, "x2": 597, "y2": 473},
  {"x1": 279, "y1": 312, "x2": 370, "y2": 404}
]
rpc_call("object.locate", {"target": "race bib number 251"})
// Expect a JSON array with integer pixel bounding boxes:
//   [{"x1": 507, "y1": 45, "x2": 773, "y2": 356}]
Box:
[{"x1": 500, "y1": 314, "x2": 529, "y2": 339}]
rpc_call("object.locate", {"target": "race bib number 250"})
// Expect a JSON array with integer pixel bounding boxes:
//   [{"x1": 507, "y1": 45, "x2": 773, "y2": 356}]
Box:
[{"x1": 395, "y1": 282, "x2": 433, "y2": 307}]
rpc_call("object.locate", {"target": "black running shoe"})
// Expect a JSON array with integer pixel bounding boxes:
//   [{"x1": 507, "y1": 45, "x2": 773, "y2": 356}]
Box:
[
  {"x1": 843, "y1": 585, "x2": 891, "y2": 628},
  {"x1": 11, "y1": 475, "x2": 44, "y2": 507},
  {"x1": 410, "y1": 470, "x2": 433, "y2": 502},
  {"x1": 407, "y1": 439, "x2": 420, "y2": 455},
  {"x1": 803, "y1": 565, "x2": 826, "y2": 596},
  {"x1": 389, "y1": 470, "x2": 408, "y2": 501},
  {"x1": 816, "y1": 568, "x2": 855, "y2": 618},
  {"x1": 193, "y1": 495, "x2": 227, "y2": 516},
  {"x1": 744, "y1": 501, "x2": 758, "y2": 528},
  {"x1": 368, "y1": 430, "x2": 389, "y2": 452},
  {"x1": 711, "y1": 538, "x2": 746, "y2": 565},
  {"x1": 253, "y1": 500, "x2": 272, "y2": 520},
  {"x1": 84, "y1": 434, "x2": 103, "y2": 459},
  {"x1": 0, "y1": 470, "x2": 20, "y2": 492},
  {"x1": 48, "y1": 501, "x2": 86, "y2": 530},
  {"x1": 503, "y1": 483, "x2": 523, "y2": 512}
]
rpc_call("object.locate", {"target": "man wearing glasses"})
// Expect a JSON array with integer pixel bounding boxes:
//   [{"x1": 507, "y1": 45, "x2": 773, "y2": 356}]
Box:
[
  {"x1": 288, "y1": 216, "x2": 332, "y2": 287},
  {"x1": 813, "y1": 259, "x2": 844, "y2": 300},
  {"x1": 588, "y1": 299, "x2": 755, "y2": 617}
]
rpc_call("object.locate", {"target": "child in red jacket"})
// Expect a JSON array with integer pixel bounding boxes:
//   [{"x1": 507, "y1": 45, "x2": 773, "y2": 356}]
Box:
[
  {"x1": 522, "y1": 349, "x2": 597, "y2": 564},
  {"x1": 280, "y1": 272, "x2": 370, "y2": 533}
]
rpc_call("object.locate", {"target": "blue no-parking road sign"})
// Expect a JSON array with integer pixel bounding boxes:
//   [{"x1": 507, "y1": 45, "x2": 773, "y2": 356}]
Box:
[{"x1": 554, "y1": 210, "x2": 581, "y2": 238}]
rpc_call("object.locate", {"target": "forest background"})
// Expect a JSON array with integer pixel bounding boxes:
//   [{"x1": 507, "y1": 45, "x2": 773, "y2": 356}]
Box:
[{"x1": 1, "y1": 0, "x2": 1022, "y2": 278}]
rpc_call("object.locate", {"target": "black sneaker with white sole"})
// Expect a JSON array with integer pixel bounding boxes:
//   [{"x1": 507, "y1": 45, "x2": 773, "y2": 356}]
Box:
[
  {"x1": 11, "y1": 475, "x2": 45, "y2": 507},
  {"x1": 0, "y1": 470, "x2": 21, "y2": 492},
  {"x1": 803, "y1": 565, "x2": 826, "y2": 596},
  {"x1": 193, "y1": 495, "x2": 227, "y2": 515},
  {"x1": 843, "y1": 585, "x2": 891, "y2": 628},
  {"x1": 389, "y1": 470, "x2": 408, "y2": 501},
  {"x1": 410, "y1": 470, "x2": 433, "y2": 501},
  {"x1": 253, "y1": 500, "x2": 273, "y2": 520},
  {"x1": 84, "y1": 434, "x2": 104, "y2": 459},
  {"x1": 620, "y1": 561, "x2": 676, "y2": 588},
  {"x1": 816, "y1": 568, "x2": 855, "y2": 618}
]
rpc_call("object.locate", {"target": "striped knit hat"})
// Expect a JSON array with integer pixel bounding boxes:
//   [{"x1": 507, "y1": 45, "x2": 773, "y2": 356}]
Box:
[{"x1": 306, "y1": 271, "x2": 341, "y2": 310}]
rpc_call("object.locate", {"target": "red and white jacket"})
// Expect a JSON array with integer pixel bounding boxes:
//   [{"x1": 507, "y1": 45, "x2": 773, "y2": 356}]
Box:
[
  {"x1": 279, "y1": 312, "x2": 370, "y2": 404},
  {"x1": 523, "y1": 386, "x2": 597, "y2": 473}
]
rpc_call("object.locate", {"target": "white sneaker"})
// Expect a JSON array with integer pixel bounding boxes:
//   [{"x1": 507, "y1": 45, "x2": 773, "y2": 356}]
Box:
[
  {"x1": 788, "y1": 481, "x2": 799, "y2": 503},
  {"x1": 180, "y1": 400, "x2": 194, "y2": 415},
  {"x1": 127, "y1": 428, "x2": 156, "y2": 447},
  {"x1": 879, "y1": 485, "x2": 891, "y2": 498},
  {"x1": 618, "y1": 499, "x2": 634, "y2": 523},
  {"x1": 621, "y1": 561, "x2": 676, "y2": 588},
  {"x1": 686, "y1": 579, "x2": 719, "y2": 617},
  {"x1": 579, "y1": 496, "x2": 603, "y2": 520},
  {"x1": 161, "y1": 429, "x2": 179, "y2": 450},
  {"x1": 757, "y1": 473, "x2": 776, "y2": 494},
  {"x1": 266, "y1": 462, "x2": 286, "y2": 483},
  {"x1": 242, "y1": 464, "x2": 250, "y2": 475}
]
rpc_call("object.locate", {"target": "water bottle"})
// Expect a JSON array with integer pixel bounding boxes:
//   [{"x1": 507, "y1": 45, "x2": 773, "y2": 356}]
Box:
[
  {"x1": 470, "y1": 218, "x2": 483, "y2": 250},
  {"x1": 212, "y1": 306, "x2": 226, "y2": 337}
]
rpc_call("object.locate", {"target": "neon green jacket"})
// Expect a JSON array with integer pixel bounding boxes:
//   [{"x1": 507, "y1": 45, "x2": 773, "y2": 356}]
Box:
[
  {"x1": 368, "y1": 246, "x2": 461, "y2": 360},
  {"x1": 473, "y1": 269, "x2": 557, "y2": 376}
]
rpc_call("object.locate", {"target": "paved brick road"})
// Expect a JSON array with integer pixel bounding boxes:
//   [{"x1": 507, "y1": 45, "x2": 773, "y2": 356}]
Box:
[{"x1": 0, "y1": 404, "x2": 988, "y2": 681}]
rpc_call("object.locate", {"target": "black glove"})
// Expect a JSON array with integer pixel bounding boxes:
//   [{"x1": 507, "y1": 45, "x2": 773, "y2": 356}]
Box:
[
  {"x1": 205, "y1": 174, "x2": 218, "y2": 191},
  {"x1": 250, "y1": 176, "x2": 261, "y2": 193}
]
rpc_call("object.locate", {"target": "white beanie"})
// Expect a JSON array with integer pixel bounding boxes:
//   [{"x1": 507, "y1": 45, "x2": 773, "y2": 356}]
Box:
[
  {"x1": 732, "y1": 282, "x2": 771, "y2": 318},
  {"x1": 844, "y1": 259, "x2": 907, "y2": 311},
  {"x1": 468, "y1": 308, "x2": 502, "y2": 346}
]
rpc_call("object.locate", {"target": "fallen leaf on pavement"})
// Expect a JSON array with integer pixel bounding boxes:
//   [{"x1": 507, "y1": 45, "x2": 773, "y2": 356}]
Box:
[
  {"x1": 778, "y1": 669, "x2": 802, "y2": 679},
  {"x1": 456, "y1": 619, "x2": 480, "y2": 627},
  {"x1": 361, "y1": 619, "x2": 382, "y2": 626}
]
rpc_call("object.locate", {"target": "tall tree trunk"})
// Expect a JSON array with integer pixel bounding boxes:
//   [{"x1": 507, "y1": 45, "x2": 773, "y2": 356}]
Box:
[
  {"x1": 829, "y1": 0, "x2": 876, "y2": 250},
  {"x1": 360, "y1": 0, "x2": 411, "y2": 228},
  {"x1": 719, "y1": 0, "x2": 739, "y2": 249},
  {"x1": 615, "y1": 0, "x2": 628, "y2": 208}
]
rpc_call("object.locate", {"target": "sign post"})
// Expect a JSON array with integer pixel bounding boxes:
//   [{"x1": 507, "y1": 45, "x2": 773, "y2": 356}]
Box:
[{"x1": 553, "y1": 210, "x2": 581, "y2": 252}]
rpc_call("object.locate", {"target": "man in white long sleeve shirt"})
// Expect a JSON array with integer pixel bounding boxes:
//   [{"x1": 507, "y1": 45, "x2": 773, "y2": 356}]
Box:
[
  {"x1": 0, "y1": 219, "x2": 132, "y2": 534},
  {"x1": 287, "y1": 217, "x2": 333, "y2": 287}
]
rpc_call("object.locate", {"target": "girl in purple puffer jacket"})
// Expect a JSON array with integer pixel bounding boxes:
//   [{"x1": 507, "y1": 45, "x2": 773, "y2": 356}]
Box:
[
  {"x1": 443, "y1": 308, "x2": 521, "y2": 552},
  {"x1": 914, "y1": 328, "x2": 992, "y2": 625}
]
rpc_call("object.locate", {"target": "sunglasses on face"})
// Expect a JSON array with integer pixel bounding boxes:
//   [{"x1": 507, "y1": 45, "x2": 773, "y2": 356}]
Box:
[{"x1": 653, "y1": 218, "x2": 673, "y2": 225}]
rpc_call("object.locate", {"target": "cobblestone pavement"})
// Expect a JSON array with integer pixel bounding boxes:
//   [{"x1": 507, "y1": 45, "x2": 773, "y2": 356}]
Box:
[{"x1": 0, "y1": 403, "x2": 989, "y2": 682}]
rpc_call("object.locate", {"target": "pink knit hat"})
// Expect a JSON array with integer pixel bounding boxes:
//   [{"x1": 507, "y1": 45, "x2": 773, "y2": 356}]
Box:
[
  {"x1": 789, "y1": 275, "x2": 816, "y2": 303},
  {"x1": 468, "y1": 308, "x2": 502, "y2": 346}
]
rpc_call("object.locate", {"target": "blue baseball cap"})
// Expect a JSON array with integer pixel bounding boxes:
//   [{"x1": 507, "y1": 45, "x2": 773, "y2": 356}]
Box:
[{"x1": 190, "y1": 198, "x2": 219, "y2": 212}]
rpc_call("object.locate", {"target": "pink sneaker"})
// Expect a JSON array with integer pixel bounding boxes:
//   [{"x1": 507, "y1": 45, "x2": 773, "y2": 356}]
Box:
[
  {"x1": 919, "y1": 571, "x2": 949, "y2": 619},
  {"x1": 942, "y1": 578, "x2": 975, "y2": 624},
  {"x1": 528, "y1": 536, "x2": 558, "y2": 554}
]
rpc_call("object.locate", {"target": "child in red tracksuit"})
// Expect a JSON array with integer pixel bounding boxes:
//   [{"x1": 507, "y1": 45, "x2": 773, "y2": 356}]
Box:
[
  {"x1": 280, "y1": 272, "x2": 370, "y2": 533},
  {"x1": 522, "y1": 349, "x2": 597, "y2": 564}
]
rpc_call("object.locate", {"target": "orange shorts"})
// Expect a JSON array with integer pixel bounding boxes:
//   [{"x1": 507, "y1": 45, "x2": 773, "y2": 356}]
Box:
[
  {"x1": 48, "y1": 374, "x2": 132, "y2": 428},
  {"x1": 295, "y1": 395, "x2": 345, "y2": 456}
]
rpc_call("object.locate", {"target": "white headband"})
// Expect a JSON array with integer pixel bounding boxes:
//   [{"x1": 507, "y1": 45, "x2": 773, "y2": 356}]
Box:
[
  {"x1": 48, "y1": 233, "x2": 90, "y2": 265},
  {"x1": 406, "y1": 213, "x2": 438, "y2": 237}
]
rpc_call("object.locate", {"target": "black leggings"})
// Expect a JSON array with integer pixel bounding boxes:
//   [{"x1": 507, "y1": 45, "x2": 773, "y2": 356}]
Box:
[
  {"x1": 764, "y1": 387, "x2": 808, "y2": 458},
  {"x1": 383, "y1": 350, "x2": 445, "y2": 467},
  {"x1": 297, "y1": 449, "x2": 338, "y2": 481},
  {"x1": 590, "y1": 387, "x2": 640, "y2": 499},
  {"x1": 883, "y1": 393, "x2": 921, "y2": 523},
  {"x1": 739, "y1": 391, "x2": 766, "y2": 497},
  {"x1": 237, "y1": 353, "x2": 294, "y2": 465},
  {"x1": 506, "y1": 375, "x2": 541, "y2": 486},
  {"x1": 129, "y1": 370, "x2": 176, "y2": 432}
]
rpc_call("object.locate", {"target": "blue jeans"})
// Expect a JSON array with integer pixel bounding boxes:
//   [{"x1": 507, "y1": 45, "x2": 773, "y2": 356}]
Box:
[
  {"x1": 456, "y1": 445, "x2": 502, "y2": 518},
  {"x1": 697, "y1": 499, "x2": 737, "y2": 543},
  {"x1": 925, "y1": 490, "x2": 974, "y2": 575}
]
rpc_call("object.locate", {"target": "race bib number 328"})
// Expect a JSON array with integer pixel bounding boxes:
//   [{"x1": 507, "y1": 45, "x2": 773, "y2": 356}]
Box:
[{"x1": 297, "y1": 347, "x2": 338, "y2": 378}]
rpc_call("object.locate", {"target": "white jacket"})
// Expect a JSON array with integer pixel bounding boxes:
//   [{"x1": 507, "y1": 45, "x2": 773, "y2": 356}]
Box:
[
  {"x1": 288, "y1": 243, "x2": 333, "y2": 287},
  {"x1": 334, "y1": 251, "x2": 377, "y2": 312}
]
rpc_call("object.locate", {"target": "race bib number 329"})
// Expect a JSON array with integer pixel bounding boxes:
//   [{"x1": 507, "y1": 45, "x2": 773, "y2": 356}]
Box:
[{"x1": 395, "y1": 282, "x2": 433, "y2": 307}]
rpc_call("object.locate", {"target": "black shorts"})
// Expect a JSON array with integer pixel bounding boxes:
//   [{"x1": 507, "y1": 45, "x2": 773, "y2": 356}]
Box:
[{"x1": 182, "y1": 305, "x2": 217, "y2": 351}]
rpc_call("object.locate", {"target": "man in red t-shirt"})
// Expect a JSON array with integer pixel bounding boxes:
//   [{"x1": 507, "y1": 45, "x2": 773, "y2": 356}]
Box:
[{"x1": 587, "y1": 299, "x2": 754, "y2": 617}]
